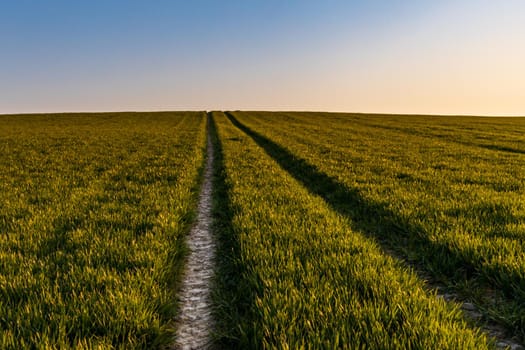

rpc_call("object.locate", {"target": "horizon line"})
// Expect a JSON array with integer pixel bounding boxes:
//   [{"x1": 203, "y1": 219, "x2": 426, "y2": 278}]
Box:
[{"x1": 1, "y1": 109, "x2": 524, "y2": 118}]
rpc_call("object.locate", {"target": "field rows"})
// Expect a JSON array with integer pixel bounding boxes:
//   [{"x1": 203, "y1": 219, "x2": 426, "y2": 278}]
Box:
[
  {"x1": 226, "y1": 111, "x2": 525, "y2": 342},
  {"x1": 1, "y1": 111, "x2": 524, "y2": 348},
  {"x1": 0, "y1": 112, "x2": 206, "y2": 348},
  {"x1": 211, "y1": 111, "x2": 490, "y2": 348}
]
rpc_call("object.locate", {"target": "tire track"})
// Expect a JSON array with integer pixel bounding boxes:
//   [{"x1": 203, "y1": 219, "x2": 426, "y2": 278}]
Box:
[{"x1": 174, "y1": 113, "x2": 215, "y2": 350}]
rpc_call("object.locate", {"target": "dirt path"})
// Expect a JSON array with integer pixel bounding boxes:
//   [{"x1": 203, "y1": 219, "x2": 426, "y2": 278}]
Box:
[{"x1": 174, "y1": 116, "x2": 215, "y2": 350}]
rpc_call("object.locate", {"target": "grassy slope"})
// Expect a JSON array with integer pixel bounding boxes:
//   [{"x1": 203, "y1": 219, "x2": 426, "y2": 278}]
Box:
[
  {"x1": 230, "y1": 111, "x2": 525, "y2": 341},
  {"x1": 0, "y1": 112, "x2": 206, "y2": 349},
  {"x1": 211, "y1": 111, "x2": 490, "y2": 349}
]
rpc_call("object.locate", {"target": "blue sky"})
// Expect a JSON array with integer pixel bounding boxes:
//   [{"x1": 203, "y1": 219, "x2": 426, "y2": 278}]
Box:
[{"x1": 1, "y1": 1, "x2": 524, "y2": 115}]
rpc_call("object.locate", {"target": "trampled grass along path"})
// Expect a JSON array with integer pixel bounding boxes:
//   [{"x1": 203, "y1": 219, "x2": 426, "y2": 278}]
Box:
[{"x1": 174, "y1": 114, "x2": 216, "y2": 349}]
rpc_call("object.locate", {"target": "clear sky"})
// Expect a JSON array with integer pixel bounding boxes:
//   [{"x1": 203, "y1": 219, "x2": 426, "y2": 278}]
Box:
[{"x1": 1, "y1": 0, "x2": 524, "y2": 115}]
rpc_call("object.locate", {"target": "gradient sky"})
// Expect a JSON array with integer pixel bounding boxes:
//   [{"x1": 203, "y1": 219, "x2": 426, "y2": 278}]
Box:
[{"x1": 1, "y1": 0, "x2": 525, "y2": 115}]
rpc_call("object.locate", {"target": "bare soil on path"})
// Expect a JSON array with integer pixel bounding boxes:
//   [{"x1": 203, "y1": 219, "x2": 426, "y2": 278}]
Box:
[{"x1": 174, "y1": 117, "x2": 215, "y2": 350}]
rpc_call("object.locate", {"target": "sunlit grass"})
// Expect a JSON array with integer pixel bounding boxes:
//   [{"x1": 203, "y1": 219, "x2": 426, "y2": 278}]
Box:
[
  {"x1": 231, "y1": 111, "x2": 525, "y2": 342},
  {"x1": 211, "y1": 111, "x2": 491, "y2": 349},
  {"x1": 0, "y1": 112, "x2": 206, "y2": 349}
]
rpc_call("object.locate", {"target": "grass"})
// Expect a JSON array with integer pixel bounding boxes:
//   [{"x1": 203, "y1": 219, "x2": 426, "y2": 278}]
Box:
[
  {"x1": 0, "y1": 112, "x2": 207, "y2": 349},
  {"x1": 228, "y1": 111, "x2": 525, "y2": 342},
  {"x1": 2, "y1": 110, "x2": 522, "y2": 349},
  {"x1": 211, "y1": 111, "x2": 492, "y2": 349}
]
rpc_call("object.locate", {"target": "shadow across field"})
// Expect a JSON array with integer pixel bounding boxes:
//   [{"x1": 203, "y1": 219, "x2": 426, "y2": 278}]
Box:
[
  {"x1": 350, "y1": 119, "x2": 525, "y2": 155},
  {"x1": 225, "y1": 112, "x2": 466, "y2": 277},
  {"x1": 224, "y1": 112, "x2": 525, "y2": 342}
]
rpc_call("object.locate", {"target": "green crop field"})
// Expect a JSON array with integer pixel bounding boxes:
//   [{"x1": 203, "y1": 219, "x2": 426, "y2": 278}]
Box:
[
  {"x1": 1, "y1": 110, "x2": 524, "y2": 349},
  {"x1": 0, "y1": 112, "x2": 206, "y2": 348},
  {"x1": 213, "y1": 111, "x2": 525, "y2": 348}
]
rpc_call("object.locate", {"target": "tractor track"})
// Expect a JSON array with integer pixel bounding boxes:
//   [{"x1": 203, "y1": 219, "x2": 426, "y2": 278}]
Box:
[{"x1": 174, "y1": 113, "x2": 215, "y2": 350}]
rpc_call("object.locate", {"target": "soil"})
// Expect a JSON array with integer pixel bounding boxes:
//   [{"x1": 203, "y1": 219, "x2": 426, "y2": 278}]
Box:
[{"x1": 173, "y1": 122, "x2": 215, "y2": 350}]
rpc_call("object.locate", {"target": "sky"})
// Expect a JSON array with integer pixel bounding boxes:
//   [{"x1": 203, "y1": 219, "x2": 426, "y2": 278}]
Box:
[{"x1": 1, "y1": 0, "x2": 525, "y2": 115}]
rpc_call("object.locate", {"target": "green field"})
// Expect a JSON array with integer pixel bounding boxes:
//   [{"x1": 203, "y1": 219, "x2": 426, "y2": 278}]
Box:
[
  {"x1": 0, "y1": 112, "x2": 206, "y2": 348},
  {"x1": 214, "y1": 111, "x2": 525, "y2": 348},
  {"x1": 1, "y1": 111, "x2": 524, "y2": 348}
]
